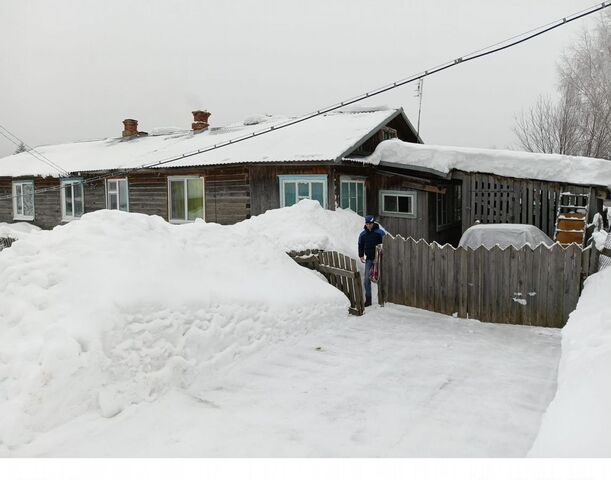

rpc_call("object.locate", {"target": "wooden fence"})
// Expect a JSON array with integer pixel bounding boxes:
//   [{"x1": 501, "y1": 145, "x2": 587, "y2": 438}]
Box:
[
  {"x1": 0, "y1": 237, "x2": 16, "y2": 251},
  {"x1": 378, "y1": 235, "x2": 598, "y2": 328},
  {"x1": 289, "y1": 250, "x2": 365, "y2": 316},
  {"x1": 458, "y1": 172, "x2": 593, "y2": 238}
]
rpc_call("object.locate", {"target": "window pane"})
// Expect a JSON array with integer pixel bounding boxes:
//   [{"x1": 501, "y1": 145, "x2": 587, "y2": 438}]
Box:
[
  {"x1": 187, "y1": 178, "x2": 203, "y2": 221},
  {"x1": 118, "y1": 180, "x2": 128, "y2": 212},
  {"x1": 340, "y1": 182, "x2": 349, "y2": 209},
  {"x1": 109, "y1": 192, "x2": 118, "y2": 210},
  {"x1": 357, "y1": 183, "x2": 364, "y2": 216},
  {"x1": 284, "y1": 182, "x2": 296, "y2": 207},
  {"x1": 349, "y1": 182, "x2": 356, "y2": 208},
  {"x1": 311, "y1": 182, "x2": 324, "y2": 206},
  {"x1": 16, "y1": 185, "x2": 23, "y2": 214},
  {"x1": 108, "y1": 181, "x2": 118, "y2": 194},
  {"x1": 74, "y1": 183, "x2": 83, "y2": 216},
  {"x1": 170, "y1": 180, "x2": 185, "y2": 220},
  {"x1": 384, "y1": 195, "x2": 397, "y2": 212},
  {"x1": 65, "y1": 184, "x2": 74, "y2": 216},
  {"x1": 398, "y1": 195, "x2": 412, "y2": 213},
  {"x1": 22, "y1": 183, "x2": 34, "y2": 216},
  {"x1": 297, "y1": 182, "x2": 309, "y2": 199}
]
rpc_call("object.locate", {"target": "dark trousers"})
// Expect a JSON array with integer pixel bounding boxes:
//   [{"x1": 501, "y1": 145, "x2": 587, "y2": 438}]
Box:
[{"x1": 364, "y1": 259, "x2": 374, "y2": 302}]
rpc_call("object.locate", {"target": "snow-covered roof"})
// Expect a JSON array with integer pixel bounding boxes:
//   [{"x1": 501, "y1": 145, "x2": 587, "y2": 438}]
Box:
[
  {"x1": 0, "y1": 108, "x2": 404, "y2": 178},
  {"x1": 363, "y1": 139, "x2": 611, "y2": 190}
]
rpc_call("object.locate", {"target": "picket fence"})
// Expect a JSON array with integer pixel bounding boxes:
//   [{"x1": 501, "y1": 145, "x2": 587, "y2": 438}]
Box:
[
  {"x1": 289, "y1": 249, "x2": 365, "y2": 316},
  {"x1": 378, "y1": 235, "x2": 598, "y2": 328}
]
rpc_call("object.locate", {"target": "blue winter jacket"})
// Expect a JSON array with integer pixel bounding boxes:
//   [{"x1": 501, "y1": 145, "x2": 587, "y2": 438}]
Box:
[{"x1": 358, "y1": 223, "x2": 385, "y2": 260}]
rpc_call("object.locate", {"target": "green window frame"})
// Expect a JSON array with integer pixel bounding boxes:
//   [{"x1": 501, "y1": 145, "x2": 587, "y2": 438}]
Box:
[
  {"x1": 340, "y1": 177, "x2": 366, "y2": 216},
  {"x1": 278, "y1": 175, "x2": 328, "y2": 209},
  {"x1": 168, "y1": 176, "x2": 205, "y2": 223}
]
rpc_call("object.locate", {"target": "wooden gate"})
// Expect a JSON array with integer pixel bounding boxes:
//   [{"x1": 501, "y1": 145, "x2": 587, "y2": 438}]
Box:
[
  {"x1": 378, "y1": 235, "x2": 598, "y2": 328},
  {"x1": 0, "y1": 237, "x2": 16, "y2": 251},
  {"x1": 289, "y1": 250, "x2": 365, "y2": 316}
]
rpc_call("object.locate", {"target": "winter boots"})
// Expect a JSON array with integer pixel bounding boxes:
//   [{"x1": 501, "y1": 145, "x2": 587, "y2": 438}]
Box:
[{"x1": 364, "y1": 296, "x2": 372, "y2": 307}]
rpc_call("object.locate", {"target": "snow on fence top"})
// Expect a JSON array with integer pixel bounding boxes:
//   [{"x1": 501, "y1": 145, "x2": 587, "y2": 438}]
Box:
[
  {"x1": 0, "y1": 108, "x2": 400, "y2": 178},
  {"x1": 364, "y1": 139, "x2": 611, "y2": 190}
]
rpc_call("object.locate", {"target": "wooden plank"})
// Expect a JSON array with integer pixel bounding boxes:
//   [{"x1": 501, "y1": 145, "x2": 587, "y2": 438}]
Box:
[
  {"x1": 446, "y1": 245, "x2": 456, "y2": 316},
  {"x1": 545, "y1": 245, "x2": 561, "y2": 328},
  {"x1": 462, "y1": 177, "x2": 470, "y2": 233},
  {"x1": 563, "y1": 245, "x2": 581, "y2": 326},
  {"x1": 457, "y1": 247, "x2": 468, "y2": 318},
  {"x1": 498, "y1": 247, "x2": 511, "y2": 325},
  {"x1": 427, "y1": 242, "x2": 436, "y2": 311},
  {"x1": 470, "y1": 176, "x2": 478, "y2": 225},
  {"x1": 403, "y1": 238, "x2": 412, "y2": 306},
  {"x1": 409, "y1": 239, "x2": 418, "y2": 308}
]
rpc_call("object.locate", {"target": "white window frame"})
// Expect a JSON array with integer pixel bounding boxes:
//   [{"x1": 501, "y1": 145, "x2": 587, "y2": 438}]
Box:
[
  {"x1": 379, "y1": 190, "x2": 417, "y2": 218},
  {"x1": 167, "y1": 176, "x2": 205, "y2": 224},
  {"x1": 12, "y1": 180, "x2": 35, "y2": 221},
  {"x1": 278, "y1": 175, "x2": 328, "y2": 209},
  {"x1": 340, "y1": 176, "x2": 366, "y2": 216},
  {"x1": 106, "y1": 178, "x2": 129, "y2": 212},
  {"x1": 61, "y1": 178, "x2": 84, "y2": 222}
]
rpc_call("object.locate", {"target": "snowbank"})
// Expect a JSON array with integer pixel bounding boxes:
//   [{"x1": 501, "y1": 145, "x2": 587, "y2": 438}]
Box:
[
  {"x1": 0, "y1": 222, "x2": 41, "y2": 240},
  {"x1": 0, "y1": 208, "x2": 349, "y2": 452},
  {"x1": 528, "y1": 266, "x2": 611, "y2": 457},
  {"x1": 365, "y1": 139, "x2": 611, "y2": 189},
  {"x1": 230, "y1": 200, "x2": 365, "y2": 257}
]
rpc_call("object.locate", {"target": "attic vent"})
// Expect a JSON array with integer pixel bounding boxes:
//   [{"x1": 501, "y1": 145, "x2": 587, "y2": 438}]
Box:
[{"x1": 353, "y1": 127, "x2": 398, "y2": 156}]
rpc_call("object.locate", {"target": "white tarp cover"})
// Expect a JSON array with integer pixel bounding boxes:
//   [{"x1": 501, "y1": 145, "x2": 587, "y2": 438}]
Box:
[{"x1": 458, "y1": 224, "x2": 554, "y2": 250}]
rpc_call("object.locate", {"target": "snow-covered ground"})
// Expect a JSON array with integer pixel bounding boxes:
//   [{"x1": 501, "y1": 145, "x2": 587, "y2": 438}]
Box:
[
  {"x1": 0, "y1": 200, "x2": 609, "y2": 458},
  {"x1": 11, "y1": 304, "x2": 559, "y2": 457}
]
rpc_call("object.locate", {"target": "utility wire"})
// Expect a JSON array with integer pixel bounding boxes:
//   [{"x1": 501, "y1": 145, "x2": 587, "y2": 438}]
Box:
[
  {"x1": 0, "y1": 125, "x2": 70, "y2": 177},
  {"x1": 0, "y1": 0, "x2": 609, "y2": 203}
]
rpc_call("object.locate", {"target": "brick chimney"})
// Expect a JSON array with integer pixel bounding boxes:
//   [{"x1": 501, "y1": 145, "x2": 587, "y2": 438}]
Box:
[
  {"x1": 192, "y1": 110, "x2": 211, "y2": 132},
  {"x1": 122, "y1": 119, "x2": 139, "y2": 137}
]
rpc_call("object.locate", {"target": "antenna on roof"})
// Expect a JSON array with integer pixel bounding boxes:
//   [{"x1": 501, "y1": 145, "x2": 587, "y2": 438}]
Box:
[{"x1": 415, "y1": 78, "x2": 424, "y2": 137}]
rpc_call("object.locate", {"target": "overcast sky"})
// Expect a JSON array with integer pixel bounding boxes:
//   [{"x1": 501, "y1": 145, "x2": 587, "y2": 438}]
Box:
[{"x1": 0, "y1": 0, "x2": 605, "y2": 159}]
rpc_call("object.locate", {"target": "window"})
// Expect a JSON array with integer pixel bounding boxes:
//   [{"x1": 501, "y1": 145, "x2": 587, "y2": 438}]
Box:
[
  {"x1": 106, "y1": 179, "x2": 129, "y2": 212},
  {"x1": 379, "y1": 190, "x2": 416, "y2": 218},
  {"x1": 61, "y1": 179, "x2": 84, "y2": 221},
  {"x1": 168, "y1": 176, "x2": 204, "y2": 223},
  {"x1": 12, "y1": 180, "x2": 35, "y2": 220},
  {"x1": 278, "y1": 175, "x2": 327, "y2": 208},
  {"x1": 436, "y1": 184, "x2": 462, "y2": 230},
  {"x1": 340, "y1": 178, "x2": 366, "y2": 216}
]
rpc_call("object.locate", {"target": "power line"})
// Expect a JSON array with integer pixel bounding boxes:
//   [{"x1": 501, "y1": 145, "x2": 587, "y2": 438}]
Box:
[
  {"x1": 0, "y1": 125, "x2": 70, "y2": 177},
  {"x1": 0, "y1": 0, "x2": 609, "y2": 203}
]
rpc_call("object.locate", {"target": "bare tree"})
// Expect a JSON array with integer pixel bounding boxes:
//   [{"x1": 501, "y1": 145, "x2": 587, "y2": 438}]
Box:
[
  {"x1": 14, "y1": 142, "x2": 27, "y2": 154},
  {"x1": 514, "y1": 11, "x2": 611, "y2": 159}
]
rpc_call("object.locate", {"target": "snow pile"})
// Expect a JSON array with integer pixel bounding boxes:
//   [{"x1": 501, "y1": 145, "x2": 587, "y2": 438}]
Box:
[
  {"x1": 528, "y1": 266, "x2": 611, "y2": 457},
  {"x1": 0, "y1": 222, "x2": 41, "y2": 240},
  {"x1": 0, "y1": 209, "x2": 349, "y2": 452},
  {"x1": 365, "y1": 139, "x2": 611, "y2": 189},
  {"x1": 243, "y1": 114, "x2": 272, "y2": 126},
  {"x1": 230, "y1": 200, "x2": 365, "y2": 257}
]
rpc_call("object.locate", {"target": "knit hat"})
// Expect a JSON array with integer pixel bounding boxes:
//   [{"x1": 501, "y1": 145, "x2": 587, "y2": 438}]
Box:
[{"x1": 364, "y1": 215, "x2": 375, "y2": 224}]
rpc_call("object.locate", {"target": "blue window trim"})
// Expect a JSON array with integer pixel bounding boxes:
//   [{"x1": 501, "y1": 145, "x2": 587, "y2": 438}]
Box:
[{"x1": 278, "y1": 175, "x2": 328, "y2": 208}]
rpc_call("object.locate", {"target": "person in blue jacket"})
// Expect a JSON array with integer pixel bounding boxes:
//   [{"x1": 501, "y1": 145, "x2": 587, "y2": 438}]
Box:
[{"x1": 358, "y1": 215, "x2": 385, "y2": 307}]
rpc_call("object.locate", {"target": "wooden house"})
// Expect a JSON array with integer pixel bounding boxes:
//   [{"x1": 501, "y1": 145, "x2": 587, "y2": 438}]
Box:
[
  {"x1": 365, "y1": 141, "x2": 611, "y2": 246},
  {"x1": 0, "y1": 107, "x2": 463, "y2": 245}
]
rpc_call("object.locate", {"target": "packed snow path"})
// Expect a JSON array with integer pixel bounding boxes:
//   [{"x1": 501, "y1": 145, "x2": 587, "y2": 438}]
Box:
[{"x1": 15, "y1": 304, "x2": 560, "y2": 457}]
